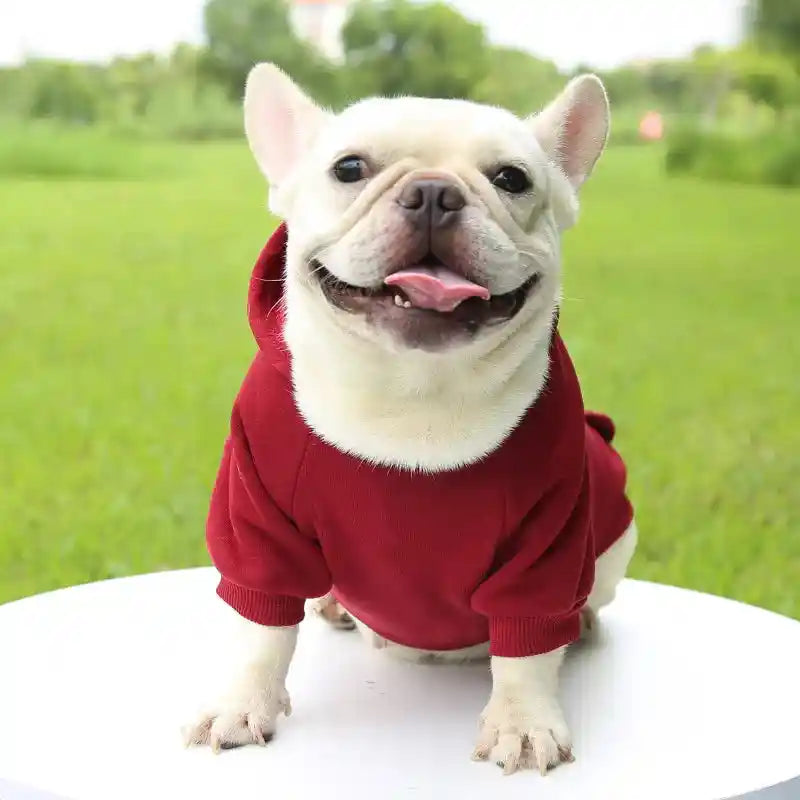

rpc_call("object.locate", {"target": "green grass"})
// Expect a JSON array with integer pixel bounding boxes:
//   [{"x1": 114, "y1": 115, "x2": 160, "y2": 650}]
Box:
[
  {"x1": 0, "y1": 123, "x2": 177, "y2": 179},
  {"x1": 1, "y1": 141, "x2": 798, "y2": 619}
]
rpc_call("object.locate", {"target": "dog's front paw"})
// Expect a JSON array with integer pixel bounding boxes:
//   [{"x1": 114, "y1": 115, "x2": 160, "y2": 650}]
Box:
[
  {"x1": 183, "y1": 685, "x2": 291, "y2": 753},
  {"x1": 472, "y1": 690, "x2": 573, "y2": 776}
]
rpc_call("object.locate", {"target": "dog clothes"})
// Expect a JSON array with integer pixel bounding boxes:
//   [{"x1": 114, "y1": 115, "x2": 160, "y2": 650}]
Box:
[{"x1": 206, "y1": 224, "x2": 634, "y2": 657}]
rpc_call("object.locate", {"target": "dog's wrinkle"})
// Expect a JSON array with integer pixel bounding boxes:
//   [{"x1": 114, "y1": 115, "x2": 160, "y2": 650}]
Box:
[{"x1": 313, "y1": 260, "x2": 380, "y2": 292}]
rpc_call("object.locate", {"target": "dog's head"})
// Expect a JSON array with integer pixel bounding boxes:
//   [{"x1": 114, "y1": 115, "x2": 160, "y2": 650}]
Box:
[{"x1": 244, "y1": 64, "x2": 608, "y2": 354}]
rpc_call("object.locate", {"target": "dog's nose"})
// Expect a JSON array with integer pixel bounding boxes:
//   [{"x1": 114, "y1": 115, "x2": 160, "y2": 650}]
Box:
[{"x1": 397, "y1": 179, "x2": 465, "y2": 228}]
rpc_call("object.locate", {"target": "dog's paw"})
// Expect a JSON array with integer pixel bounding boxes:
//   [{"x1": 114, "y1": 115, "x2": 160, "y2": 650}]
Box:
[
  {"x1": 309, "y1": 593, "x2": 356, "y2": 631},
  {"x1": 183, "y1": 686, "x2": 291, "y2": 753},
  {"x1": 471, "y1": 691, "x2": 573, "y2": 776}
]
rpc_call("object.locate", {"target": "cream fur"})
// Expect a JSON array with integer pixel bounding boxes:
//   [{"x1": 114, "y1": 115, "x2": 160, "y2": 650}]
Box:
[
  {"x1": 477, "y1": 647, "x2": 570, "y2": 775},
  {"x1": 184, "y1": 620, "x2": 297, "y2": 751}
]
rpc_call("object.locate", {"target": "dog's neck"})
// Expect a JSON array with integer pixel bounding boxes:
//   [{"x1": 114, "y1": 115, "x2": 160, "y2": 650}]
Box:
[{"x1": 284, "y1": 295, "x2": 555, "y2": 472}]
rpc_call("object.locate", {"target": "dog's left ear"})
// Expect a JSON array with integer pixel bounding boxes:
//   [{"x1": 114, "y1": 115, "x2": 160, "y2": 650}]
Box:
[
  {"x1": 244, "y1": 62, "x2": 330, "y2": 186},
  {"x1": 529, "y1": 75, "x2": 610, "y2": 189}
]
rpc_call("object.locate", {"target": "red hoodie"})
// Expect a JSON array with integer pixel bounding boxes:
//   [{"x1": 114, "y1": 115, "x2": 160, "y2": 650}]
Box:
[{"x1": 207, "y1": 225, "x2": 634, "y2": 658}]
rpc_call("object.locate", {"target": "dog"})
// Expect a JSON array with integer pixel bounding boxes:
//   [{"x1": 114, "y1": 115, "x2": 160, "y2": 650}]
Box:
[{"x1": 184, "y1": 63, "x2": 637, "y2": 777}]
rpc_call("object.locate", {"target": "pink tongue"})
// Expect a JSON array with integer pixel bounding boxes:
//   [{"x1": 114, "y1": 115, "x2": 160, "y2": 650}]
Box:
[{"x1": 384, "y1": 267, "x2": 490, "y2": 312}]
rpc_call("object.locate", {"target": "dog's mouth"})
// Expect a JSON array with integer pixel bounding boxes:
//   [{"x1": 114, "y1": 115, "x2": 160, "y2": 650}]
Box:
[{"x1": 312, "y1": 256, "x2": 539, "y2": 343}]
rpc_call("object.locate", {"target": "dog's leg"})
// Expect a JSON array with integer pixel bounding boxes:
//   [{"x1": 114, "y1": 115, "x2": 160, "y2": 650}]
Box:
[
  {"x1": 473, "y1": 648, "x2": 572, "y2": 776},
  {"x1": 308, "y1": 592, "x2": 356, "y2": 631},
  {"x1": 183, "y1": 615, "x2": 297, "y2": 751},
  {"x1": 473, "y1": 520, "x2": 638, "y2": 775},
  {"x1": 581, "y1": 519, "x2": 638, "y2": 637}
]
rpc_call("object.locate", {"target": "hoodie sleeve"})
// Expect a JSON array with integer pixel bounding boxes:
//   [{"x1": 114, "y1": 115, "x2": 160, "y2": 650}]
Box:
[
  {"x1": 471, "y1": 468, "x2": 595, "y2": 658},
  {"x1": 206, "y1": 361, "x2": 332, "y2": 627}
]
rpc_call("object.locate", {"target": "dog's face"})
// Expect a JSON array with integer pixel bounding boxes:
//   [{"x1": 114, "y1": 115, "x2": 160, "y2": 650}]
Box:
[{"x1": 244, "y1": 65, "x2": 609, "y2": 353}]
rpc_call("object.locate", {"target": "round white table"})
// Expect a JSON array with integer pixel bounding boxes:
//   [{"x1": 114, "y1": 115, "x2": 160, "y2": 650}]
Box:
[{"x1": 1, "y1": 570, "x2": 798, "y2": 800}]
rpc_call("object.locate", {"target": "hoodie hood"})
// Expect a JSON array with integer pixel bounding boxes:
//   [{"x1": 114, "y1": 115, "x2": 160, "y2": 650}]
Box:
[{"x1": 248, "y1": 223, "x2": 289, "y2": 351}]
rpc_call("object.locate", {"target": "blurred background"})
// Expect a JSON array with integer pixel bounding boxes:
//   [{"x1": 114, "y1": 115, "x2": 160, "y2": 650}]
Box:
[{"x1": 0, "y1": 0, "x2": 797, "y2": 615}]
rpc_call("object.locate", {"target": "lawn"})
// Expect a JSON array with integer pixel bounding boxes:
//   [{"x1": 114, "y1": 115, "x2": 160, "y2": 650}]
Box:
[{"x1": 1, "y1": 140, "x2": 798, "y2": 617}]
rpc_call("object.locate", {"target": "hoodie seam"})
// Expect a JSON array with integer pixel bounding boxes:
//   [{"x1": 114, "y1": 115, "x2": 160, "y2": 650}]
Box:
[{"x1": 290, "y1": 428, "x2": 313, "y2": 524}]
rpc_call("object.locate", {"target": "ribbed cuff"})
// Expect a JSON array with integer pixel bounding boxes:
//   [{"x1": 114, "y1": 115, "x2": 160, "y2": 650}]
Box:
[
  {"x1": 489, "y1": 613, "x2": 581, "y2": 657},
  {"x1": 217, "y1": 579, "x2": 305, "y2": 627}
]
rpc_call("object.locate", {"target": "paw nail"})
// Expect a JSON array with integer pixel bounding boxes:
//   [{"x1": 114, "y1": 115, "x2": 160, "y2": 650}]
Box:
[
  {"x1": 219, "y1": 741, "x2": 241, "y2": 751},
  {"x1": 559, "y1": 746, "x2": 575, "y2": 763}
]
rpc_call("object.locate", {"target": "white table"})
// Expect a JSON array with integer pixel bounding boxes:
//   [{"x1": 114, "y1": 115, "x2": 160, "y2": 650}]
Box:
[{"x1": 1, "y1": 570, "x2": 799, "y2": 800}]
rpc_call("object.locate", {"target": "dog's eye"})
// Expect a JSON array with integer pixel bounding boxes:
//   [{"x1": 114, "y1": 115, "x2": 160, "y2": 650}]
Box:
[
  {"x1": 492, "y1": 166, "x2": 531, "y2": 194},
  {"x1": 332, "y1": 156, "x2": 368, "y2": 184}
]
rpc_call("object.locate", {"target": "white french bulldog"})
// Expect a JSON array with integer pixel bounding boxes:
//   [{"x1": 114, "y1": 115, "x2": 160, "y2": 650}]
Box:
[{"x1": 184, "y1": 63, "x2": 637, "y2": 776}]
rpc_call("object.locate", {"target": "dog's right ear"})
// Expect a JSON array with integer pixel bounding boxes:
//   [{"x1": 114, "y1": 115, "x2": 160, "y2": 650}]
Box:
[
  {"x1": 528, "y1": 74, "x2": 610, "y2": 190},
  {"x1": 244, "y1": 63, "x2": 329, "y2": 186}
]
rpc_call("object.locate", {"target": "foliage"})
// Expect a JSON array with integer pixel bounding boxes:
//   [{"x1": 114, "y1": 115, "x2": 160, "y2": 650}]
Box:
[
  {"x1": 665, "y1": 123, "x2": 800, "y2": 186},
  {"x1": 470, "y1": 47, "x2": 561, "y2": 117},
  {"x1": 748, "y1": 0, "x2": 800, "y2": 57},
  {"x1": 0, "y1": 48, "x2": 245, "y2": 141},
  {"x1": 101, "y1": 48, "x2": 244, "y2": 139},
  {"x1": 342, "y1": 0, "x2": 488, "y2": 100},
  {"x1": 600, "y1": 65, "x2": 652, "y2": 109},
  {"x1": 729, "y1": 46, "x2": 800, "y2": 112},
  {"x1": 203, "y1": 0, "x2": 342, "y2": 106},
  {"x1": 0, "y1": 0, "x2": 799, "y2": 187},
  {"x1": 5, "y1": 59, "x2": 106, "y2": 124}
]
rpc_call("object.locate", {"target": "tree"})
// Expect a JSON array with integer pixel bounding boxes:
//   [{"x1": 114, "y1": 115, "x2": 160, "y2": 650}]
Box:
[
  {"x1": 104, "y1": 53, "x2": 165, "y2": 119},
  {"x1": 646, "y1": 60, "x2": 693, "y2": 109},
  {"x1": 471, "y1": 47, "x2": 562, "y2": 116},
  {"x1": 23, "y1": 60, "x2": 104, "y2": 124},
  {"x1": 202, "y1": 0, "x2": 341, "y2": 104},
  {"x1": 342, "y1": 0, "x2": 489, "y2": 100},
  {"x1": 600, "y1": 65, "x2": 651, "y2": 108},
  {"x1": 0, "y1": 66, "x2": 30, "y2": 118},
  {"x1": 730, "y1": 47, "x2": 800, "y2": 114},
  {"x1": 748, "y1": 0, "x2": 800, "y2": 57}
]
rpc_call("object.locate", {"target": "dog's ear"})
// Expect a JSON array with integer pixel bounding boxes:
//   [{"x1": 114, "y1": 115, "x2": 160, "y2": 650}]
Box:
[
  {"x1": 244, "y1": 63, "x2": 329, "y2": 186},
  {"x1": 528, "y1": 74, "x2": 609, "y2": 189}
]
